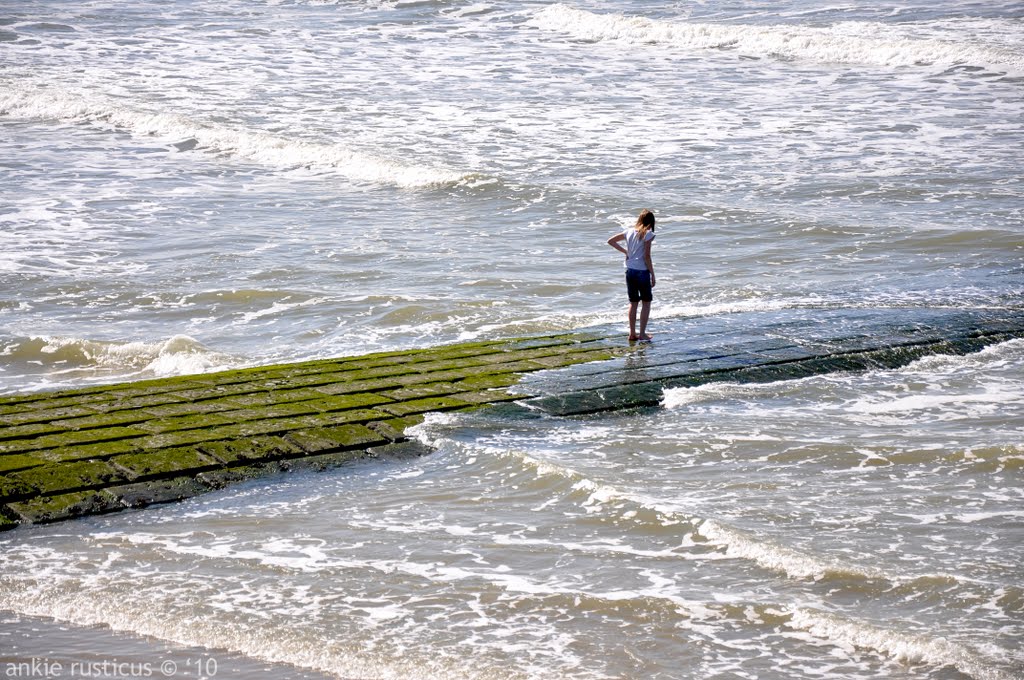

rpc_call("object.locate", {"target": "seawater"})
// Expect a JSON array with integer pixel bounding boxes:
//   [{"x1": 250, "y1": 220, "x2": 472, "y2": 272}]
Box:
[{"x1": 1, "y1": 1, "x2": 1022, "y2": 678}]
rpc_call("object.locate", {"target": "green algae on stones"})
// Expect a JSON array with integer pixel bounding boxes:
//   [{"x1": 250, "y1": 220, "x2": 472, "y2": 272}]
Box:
[
  {"x1": 286, "y1": 424, "x2": 389, "y2": 454},
  {"x1": 0, "y1": 330, "x2": 621, "y2": 530},
  {"x1": 108, "y1": 477, "x2": 212, "y2": 508},
  {"x1": 8, "y1": 489, "x2": 124, "y2": 524},
  {"x1": 10, "y1": 459, "x2": 129, "y2": 496},
  {"x1": 111, "y1": 447, "x2": 221, "y2": 480},
  {"x1": 198, "y1": 436, "x2": 305, "y2": 465},
  {"x1": 3, "y1": 313, "x2": 1023, "y2": 530}
]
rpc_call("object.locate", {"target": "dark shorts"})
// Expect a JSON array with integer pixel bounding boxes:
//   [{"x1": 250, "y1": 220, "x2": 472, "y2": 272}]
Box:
[{"x1": 625, "y1": 268, "x2": 653, "y2": 303}]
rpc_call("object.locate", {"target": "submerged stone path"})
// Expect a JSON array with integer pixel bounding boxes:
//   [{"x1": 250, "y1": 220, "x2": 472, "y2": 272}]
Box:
[
  {"x1": 0, "y1": 333, "x2": 618, "y2": 530},
  {"x1": 1, "y1": 306, "x2": 1022, "y2": 530}
]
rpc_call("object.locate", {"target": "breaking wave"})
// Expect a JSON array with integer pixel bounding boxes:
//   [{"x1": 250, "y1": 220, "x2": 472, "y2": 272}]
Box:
[
  {"x1": 531, "y1": 4, "x2": 1024, "y2": 72},
  {"x1": 0, "y1": 334, "x2": 235, "y2": 393},
  {"x1": 442, "y1": 443, "x2": 900, "y2": 584},
  {"x1": 0, "y1": 84, "x2": 475, "y2": 189},
  {"x1": 786, "y1": 608, "x2": 1016, "y2": 680}
]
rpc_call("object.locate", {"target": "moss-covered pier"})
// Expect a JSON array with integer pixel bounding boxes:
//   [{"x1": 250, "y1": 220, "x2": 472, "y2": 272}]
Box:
[
  {"x1": 0, "y1": 333, "x2": 618, "y2": 530},
  {"x1": 2, "y1": 306, "x2": 1022, "y2": 530}
]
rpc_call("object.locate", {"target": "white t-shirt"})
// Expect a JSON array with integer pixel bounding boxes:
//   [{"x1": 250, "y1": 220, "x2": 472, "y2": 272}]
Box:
[{"x1": 623, "y1": 228, "x2": 655, "y2": 270}]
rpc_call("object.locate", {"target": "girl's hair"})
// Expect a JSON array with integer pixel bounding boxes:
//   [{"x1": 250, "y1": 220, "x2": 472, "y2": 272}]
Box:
[{"x1": 634, "y1": 209, "x2": 656, "y2": 239}]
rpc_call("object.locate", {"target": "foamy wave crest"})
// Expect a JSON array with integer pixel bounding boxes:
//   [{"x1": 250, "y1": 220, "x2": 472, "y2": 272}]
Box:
[
  {"x1": 787, "y1": 608, "x2": 1014, "y2": 680},
  {"x1": 697, "y1": 518, "x2": 888, "y2": 582},
  {"x1": 503, "y1": 450, "x2": 908, "y2": 583},
  {"x1": 661, "y1": 381, "x2": 772, "y2": 409},
  {"x1": 412, "y1": 424, "x2": 954, "y2": 587},
  {"x1": 654, "y1": 297, "x2": 812, "y2": 322},
  {"x1": 0, "y1": 587, "x2": 470, "y2": 680},
  {"x1": 531, "y1": 4, "x2": 1024, "y2": 72},
  {"x1": 0, "y1": 84, "x2": 473, "y2": 188},
  {"x1": 1, "y1": 334, "x2": 234, "y2": 388}
]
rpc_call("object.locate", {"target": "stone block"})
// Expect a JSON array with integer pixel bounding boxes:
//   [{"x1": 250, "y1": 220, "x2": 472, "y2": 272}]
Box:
[
  {"x1": 100, "y1": 379, "x2": 205, "y2": 397},
  {"x1": 8, "y1": 489, "x2": 122, "y2": 524},
  {"x1": 1, "y1": 426, "x2": 148, "y2": 455},
  {"x1": 459, "y1": 373, "x2": 521, "y2": 390},
  {"x1": 82, "y1": 392, "x2": 190, "y2": 413},
  {"x1": 381, "y1": 382, "x2": 466, "y2": 401},
  {"x1": 377, "y1": 396, "x2": 473, "y2": 417},
  {"x1": 6, "y1": 394, "x2": 110, "y2": 414},
  {"x1": 197, "y1": 462, "x2": 285, "y2": 489},
  {"x1": 367, "y1": 416, "x2": 424, "y2": 441},
  {"x1": 286, "y1": 424, "x2": 387, "y2": 454},
  {"x1": 230, "y1": 419, "x2": 308, "y2": 437},
  {"x1": 41, "y1": 439, "x2": 142, "y2": 463},
  {"x1": 404, "y1": 356, "x2": 496, "y2": 374},
  {"x1": 135, "y1": 412, "x2": 236, "y2": 434},
  {"x1": 9, "y1": 459, "x2": 130, "y2": 496},
  {"x1": 532, "y1": 349, "x2": 615, "y2": 368},
  {"x1": 279, "y1": 449, "x2": 371, "y2": 473},
  {"x1": 309, "y1": 408, "x2": 383, "y2": 426},
  {"x1": 0, "y1": 422, "x2": 63, "y2": 441},
  {"x1": 170, "y1": 383, "x2": 260, "y2": 401},
  {"x1": 0, "y1": 405, "x2": 98, "y2": 428},
  {"x1": 198, "y1": 436, "x2": 304, "y2": 465},
  {"x1": 449, "y1": 390, "x2": 518, "y2": 405},
  {"x1": 51, "y1": 410, "x2": 153, "y2": 431},
  {"x1": 142, "y1": 399, "x2": 242, "y2": 418},
  {"x1": 314, "y1": 377, "x2": 406, "y2": 395},
  {"x1": 526, "y1": 382, "x2": 664, "y2": 416},
  {"x1": 0, "y1": 453, "x2": 47, "y2": 475},
  {"x1": 110, "y1": 447, "x2": 220, "y2": 480},
  {"x1": 0, "y1": 475, "x2": 38, "y2": 503},
  {"x1": 505, "y1": 335, "x2": 590, "y2": 350},
  {"x1": 222, "y1": 388, "x2": 325, "y2": 408},
  {"x1": 0, "y1": 509, "x2": 18, "y2": 531},
  {"x1": 106, "y1": 477, "x2": 212, "y2": 508},
  {"x1": 366, "y1": 440, "x2": 434, "y2": 460},
  {"x1": 138, "y1": 428, "x2": 238, "y2": 451},
  {"x1": 314, "y1": 393, "x2": 393, "y2": 410}
]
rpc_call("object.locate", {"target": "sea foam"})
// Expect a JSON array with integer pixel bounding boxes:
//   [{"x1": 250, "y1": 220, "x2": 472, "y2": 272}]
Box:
[
  {"x1": 486, "y1": 446, "x2": 896, "y2": 583},
  {"x1": 786, "y1": 608, "x2": 1015, "y2": 680},
  {"x1": 0, "y1": 334, "x2": 234, "y2": 392},
  {"x1": 531, "y1": 4, "x2": 1024, "y2": 72},
  {"x1": 0, "y1": 83, "x2": 474, "y2": 189}
]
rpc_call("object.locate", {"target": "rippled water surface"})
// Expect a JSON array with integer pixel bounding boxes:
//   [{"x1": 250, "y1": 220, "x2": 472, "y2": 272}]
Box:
[{"x1": 1, "y1": 0, "x2": 1022, "y2": 678}]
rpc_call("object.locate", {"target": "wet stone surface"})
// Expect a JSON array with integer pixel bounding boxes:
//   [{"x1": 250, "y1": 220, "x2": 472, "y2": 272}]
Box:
[
  {"x1": 2, "y1": 307, "x2": 1022, "y2": 529},
  {"x1": 0, "y1": 332, "x2": 616, "y2": 528}
]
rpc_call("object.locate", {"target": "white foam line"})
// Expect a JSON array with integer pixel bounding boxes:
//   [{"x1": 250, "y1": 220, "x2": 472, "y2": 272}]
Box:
[
  {"x1": 501, "y1": 449, "x2": 963, "y2": 588},
  {"x1": 698, "y1": 518, "x2": 888, "y2": 582},
  {"x1": 498, "y1": 450, "x2": 867, "y2": 579},
  {"x1": 2, "y1": 334, "x2": 234, "y2": 380},
  {"x1": 531, "y1": 4, "x2": 1024, "y2": 72},
  {"x1": 787, "y1": 608, "x2": 1015, "y2": 680},
  {"x1": 1, "y1": 539, "x2": 1009, "y2": 678},
  {"x1": 0, "y1": 83, "x2": 473, "y2": 189},
  {"x1": 0, "y1": 594, "x2": 469, "y2": 680}
]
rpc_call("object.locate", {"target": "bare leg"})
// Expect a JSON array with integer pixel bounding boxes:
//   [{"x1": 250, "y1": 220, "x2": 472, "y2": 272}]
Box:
[
  {"x1": 638, "y1": 300, "x2": 652, "y2": 340},
  {"x1": 628, "y1": 301, "x2": 639, "y2": 340}
]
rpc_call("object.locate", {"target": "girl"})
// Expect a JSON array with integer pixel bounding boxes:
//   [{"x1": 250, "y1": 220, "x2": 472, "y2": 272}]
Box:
[{"x1": 607, "y1": 209, "x2": 656, "y2": 341}]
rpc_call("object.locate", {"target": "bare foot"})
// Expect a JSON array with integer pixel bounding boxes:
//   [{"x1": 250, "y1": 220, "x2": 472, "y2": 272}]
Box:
[
  {"x1": 628, "y1": 335, "x2": 639, "y2": 342},
  {"x1": 638, "y1": 334, "x2": 653, "y2": 342}
]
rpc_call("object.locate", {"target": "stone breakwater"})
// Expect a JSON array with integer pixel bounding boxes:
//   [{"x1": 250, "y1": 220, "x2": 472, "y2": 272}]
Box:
[
  {"x1": 1, "y1": 306, "x2": 1022, "y2": 531},
  {"x1": 0, "y1": 333, "x2": 618, "y2": 530}
]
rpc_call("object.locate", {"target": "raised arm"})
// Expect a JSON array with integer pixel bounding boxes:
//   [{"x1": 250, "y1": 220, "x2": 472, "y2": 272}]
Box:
[{"x1": 607, "y1": 232, "x2": 627, "y2": 256}]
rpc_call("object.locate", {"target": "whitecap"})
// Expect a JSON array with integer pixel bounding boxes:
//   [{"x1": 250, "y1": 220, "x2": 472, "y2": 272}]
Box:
[
  {"x1": 787, "y1": 607, "x2": 1015, "y2": 680},
  {"x1": 531, "y1": 4, "x2": 1024, "y2": 73},
  {"x1": 0, "y1": 83, "x2": 477, "y2": 189}
]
